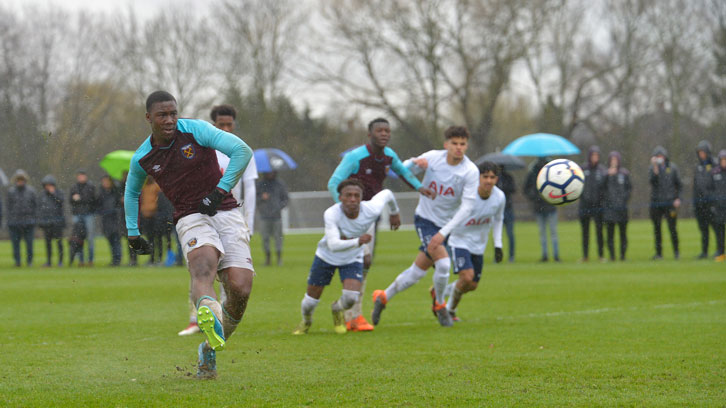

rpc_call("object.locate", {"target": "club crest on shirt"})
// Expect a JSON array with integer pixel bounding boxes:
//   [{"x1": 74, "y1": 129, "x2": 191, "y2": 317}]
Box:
[
  {"x1": 181, "y1": 143, "x2": 195, "y2": 159},
  {"x1": 187, "y1": 238, "x2": 198, "y2": 247}
]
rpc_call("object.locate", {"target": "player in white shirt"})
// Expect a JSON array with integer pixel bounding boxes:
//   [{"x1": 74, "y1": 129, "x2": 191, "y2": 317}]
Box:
[
  {"x1": 178, "y1": 104, "x2": 259, "y2": 336},
  {"x1": 371, "y1": 126, "x2": 480, "y2": 327},
  {"x1": 293, "y1": 179, "x2": 401, "y2": 334},
  {"x1": 435, "y1": 161, "x2": 505, "y2": 322}
]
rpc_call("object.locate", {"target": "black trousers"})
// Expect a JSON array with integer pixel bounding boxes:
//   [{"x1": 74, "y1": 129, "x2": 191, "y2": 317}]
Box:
[
  {"x1": 605, "y1": 221, "x2": 628, "y2": 260},
  {"x1": 694, "y1": 203, "x2": 713, "y2": 255},
  {"x1": 580, "y1": 211, "x2": 604, "y2": 259},
  {"x1": 41, "y1": 225, "x2": 64, "y2": 265},
  {"x1": 714, "y1": 223, "x2": 725, "y2": 256},
  {"x1": 650, "y1": 206, "x2": 679, "y2": 256}
]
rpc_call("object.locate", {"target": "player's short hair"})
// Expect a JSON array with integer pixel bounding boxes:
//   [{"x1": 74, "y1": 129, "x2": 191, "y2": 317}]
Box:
[
  {"x1": 145, "y1": 90, "x2": 176, "y2": 112},
  {"x1": 337, "y1": 178, "x2": 365, "y2": 194},
  {"x1": 210, "y1": 104, "x2": 237, "y2": 122},
  {"x1": 444, "y1": 126, "x2": 470, "y2": 140},
  {"x1": 368, "y1": 117, "x2": 389, "y2": 133},
  {"x1": 478, "y1": 161, "x2": 500, "y2": 176}
]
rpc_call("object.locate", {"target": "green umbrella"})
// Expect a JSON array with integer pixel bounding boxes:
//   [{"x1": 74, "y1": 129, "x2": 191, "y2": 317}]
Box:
[{"x1": 99, "y1": 150, "x2": 135, "y2": 180}]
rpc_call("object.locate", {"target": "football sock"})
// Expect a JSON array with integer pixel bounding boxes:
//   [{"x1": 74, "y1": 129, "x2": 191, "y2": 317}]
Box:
[
  {"x1": 188, "y1": 297, "x2": 197, "y2": 324},
  {"x1": 301, "y1": 293, "x2": 319, "y2": 324},
  {"x1": 385, "y1": 262, "x2": 427, "y2": 301},
  {"x1": 222, "y1": 302, "x2": 242, "y2": 339},
  {"x1": 335, "y1": 289, "x2": 360, "y2": 311},
  {"x1": 443, "y1": 282, "x2": 456, "y2": 302},
  {"x1": 433, "y1": 258, "x2": 451, "y2": 304},
  {"x1": 449, "y1": 286, "x2": 463, "y2": 311},
  {"x1": 345, "y1": 268, "x2": 368, "y2": 321}
]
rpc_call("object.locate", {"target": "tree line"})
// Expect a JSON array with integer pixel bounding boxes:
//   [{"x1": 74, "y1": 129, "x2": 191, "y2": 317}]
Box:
[{"x1": 1, "y1": 0, "x2": 725, "y2": 213}]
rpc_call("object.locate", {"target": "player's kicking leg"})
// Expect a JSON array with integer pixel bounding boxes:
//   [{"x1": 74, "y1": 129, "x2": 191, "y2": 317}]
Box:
[
  {"x1": 442, "y1": 247, "x2": 483, "y2": 321},
  {"x1": 371, "y1": 251, "x2": 434, "y2": 326}
]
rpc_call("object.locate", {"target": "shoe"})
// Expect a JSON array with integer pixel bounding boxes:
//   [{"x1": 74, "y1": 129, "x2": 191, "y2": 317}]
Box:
[
  {"x1": 434, "y1": 302, "x2": 453, "y2": 327},
  {"x1": 429, "y1": 286, "x2": 437, "y2": 317},
  {"x1": 196, "y1": 342, "x2": 217, "y2": 379},
  {"x1": 554, "y1": 256, "x2": 561, "y2": 262},
  {"x1": 178, "y1": 322, "x2": 200, "y2": 336},
  {"x1": 539, "y1": 256, "x2": 548, "y2": 263},
  {"x1": 348, "y1": 315, "x2": 374, "y2": 332},
  {"x1": 42, "y1": 262, "x2": 51, "y2": 267},
  {"x1": 674, "y1": 252, "x2": 679, "y2": 260},
  {"x1": 651, "y1": 254, "x2": 663, "y2": 260},
  {"x1": 449, "y1": 310, "x2": 460, "y2": 322},
  {"x1": 508, "y1": 256, "x2": 515, "y2": 263},
  {"x1": 331, "y1": 303, "x2": 346, "y2": 334},
  {"x1": 292, "y1": 320, "x2": 311, "y2": 335},
  {"x1": 715, "y1": 254, "x2": 726, "y2": 262},
  {"x1": 197, "y1": 306, "x2": 225, "y2": 351},
  {"x1": 599, "y1": 257, "x2": 607, "y2": 263},
  {"x1": 371, "y1": 290, "x2": 387, "y2": 326},
  {"x1": 578, "y1": 257, "x2": 588, "y2": 263},
  {"x1": 697, "y1": 253, "x2": 708, "y2": 259}
]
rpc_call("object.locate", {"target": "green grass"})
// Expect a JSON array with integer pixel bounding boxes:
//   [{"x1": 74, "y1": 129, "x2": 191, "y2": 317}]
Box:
[{"x1": 0, "y1": 219, "x2": 724, "y2": 407}]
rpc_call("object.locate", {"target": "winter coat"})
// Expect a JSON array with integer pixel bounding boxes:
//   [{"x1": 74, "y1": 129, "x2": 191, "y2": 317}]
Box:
[
  {"x1": 6, "y1": 184, "x2": 38, "y2": 227},
  {"x1": 602, "y1": 153, "x2": 632, "y2": 223},
  {"x1": 693, "y1": 140, "x2": 715, "y2": 206},
  {"x1": 70, "y1": 182, "x2": 98, "y2": 215},
  {"x1": 649, "y1": 146, "x2": 682, "y2": 208},
  {"x1": 98, "y1": 185, "x2": 122, "y2": 236},
  {"x1": 579, "y1": 146, "x2": 607, "y2": 212},
  {"x1": 709, "y1": 156, "x2": 726, "y2": 224},
  {"x1": 256, "y1": 178, "x2": 289, "y2": 220},
  {"x1": 37, "y1": 188, "x2": 66, "y2": 228},
  {"x1": 524, "y1": 159, "x2": 556, "y2": 215},
  {"x1": 496, "y1": 170, "x2": 516, "y2": 211}
]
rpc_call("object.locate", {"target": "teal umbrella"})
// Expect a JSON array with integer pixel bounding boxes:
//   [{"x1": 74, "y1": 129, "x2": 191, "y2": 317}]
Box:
[
  {"x1": 502, "y1": 133, "x2": 580, "y2": 157},
  {"x1": 99, "y1": 150, "x2": 135, "y2": 180}
]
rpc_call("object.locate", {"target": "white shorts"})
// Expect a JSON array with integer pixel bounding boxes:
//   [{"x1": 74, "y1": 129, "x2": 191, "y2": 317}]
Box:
[{"x1": 176, "y1": 210, "x2": 254, "y2": 272}]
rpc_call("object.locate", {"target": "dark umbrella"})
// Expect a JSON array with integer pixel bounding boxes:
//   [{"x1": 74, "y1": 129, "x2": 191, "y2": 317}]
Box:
[
  {"x1": 254, "y1": 148, "x2": 298, "y2": 173},
  {"x1": 475, "y1": 152, "x2": 526, "y2": 170}
]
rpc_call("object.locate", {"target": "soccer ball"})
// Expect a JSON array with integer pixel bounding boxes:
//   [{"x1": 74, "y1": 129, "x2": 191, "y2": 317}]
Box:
[{"x1": 536, "y1": 159, "x2": 585, "y2": 205}]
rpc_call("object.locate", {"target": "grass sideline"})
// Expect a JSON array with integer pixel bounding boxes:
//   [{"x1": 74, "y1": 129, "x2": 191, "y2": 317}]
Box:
[{"x1": 0, "y1": 218, "x2": 724, "y2": 407}]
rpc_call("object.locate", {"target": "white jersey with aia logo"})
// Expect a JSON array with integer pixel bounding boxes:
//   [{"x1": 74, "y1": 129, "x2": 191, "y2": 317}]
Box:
[
  {"x1": 409, "y1": 150, "x2": 479, "y2": 227},
  {"x1": 448, "y1": 186, "x2": 505, "y2": 255}
]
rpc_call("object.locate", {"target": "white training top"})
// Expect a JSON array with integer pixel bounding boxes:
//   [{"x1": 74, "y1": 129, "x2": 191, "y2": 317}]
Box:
[
  {"x1": 448, "y1": 186, "x2": 506, "y2": 255},
  {"x1": 405, "y1": 150, "x2": 480, "y2": 236},
  {"x1": 217, "y1": 150, "x2": 258, "y2": 232},
  {"x1": 316, "y1": 189, "x2": 399, "y2": 266}
]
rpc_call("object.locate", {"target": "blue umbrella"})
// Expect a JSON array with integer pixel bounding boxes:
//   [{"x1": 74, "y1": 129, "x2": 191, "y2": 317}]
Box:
[
  {"x1": 340, "y1": 146, "x2": 398, "y2": 178},
  {"x1": 254, "y1": 148, "x2": 298, "y2": 173},
  {"x1": 502, "y1": 133, "x2": 580, "y2": 157}
]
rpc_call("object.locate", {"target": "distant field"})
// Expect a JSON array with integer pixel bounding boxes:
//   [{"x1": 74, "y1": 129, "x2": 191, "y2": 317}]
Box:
[{"x1": 0, "y1": 219, "x2": 724, "y2": 407}]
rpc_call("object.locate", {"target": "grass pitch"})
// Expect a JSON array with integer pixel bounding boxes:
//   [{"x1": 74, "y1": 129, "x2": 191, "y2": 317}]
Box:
[{"x1": 0, "y1": 219, "x2": 724, "y2": 407}]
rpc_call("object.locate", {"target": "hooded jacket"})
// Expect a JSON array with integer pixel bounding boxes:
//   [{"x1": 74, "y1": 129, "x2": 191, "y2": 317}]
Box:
[
  {"x1": 523, "y1": 157, "x2": 556, "y2": 215},
  {"x1": 69, "y1": 178, "x2": 98, "y2": 216},
  {"x1": 579, "y1": 145, "x2": 607, "y2": 211},
  {"x1": 37, "y1": 175, "x2": 66, "y2": 228},
  {"x1": 693, "y1": 140, "x2": 715, "y2": 205},
  {"x1": 602, "y1": 151, "x2": 632, "y2": 223},
  {"x1": 6, "y1": 169, "x2": 38, "y2": 227},
  {"x1": 649, "y1": 146, "x2": 682, "y2": 207},
  {"x1": 708, "y1": 150, "x2": 726, "y2": 223}
]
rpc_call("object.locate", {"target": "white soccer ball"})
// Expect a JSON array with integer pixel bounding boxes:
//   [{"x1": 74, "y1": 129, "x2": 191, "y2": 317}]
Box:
[{"x1": 536, "y1": 159, "x2": 585, "y2": 205}]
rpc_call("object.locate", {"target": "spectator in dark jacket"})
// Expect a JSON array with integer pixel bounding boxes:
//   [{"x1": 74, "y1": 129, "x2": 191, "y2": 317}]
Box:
[
  {"x1": 37, "y1": 175, "x2": 66, "y2": 267},
  {"x1": 649, "y1": 145, "x2": 682, "y2": 260},
  {"x1": 6, "y1": 169, "x2": 37, "y2": 267},
  {"x1": 579, "y1": 146, "x2": 606, "y2": 262},
  {"x1": 693, "y1": 140, "x2": 715, "y2": 259},
  {"x1": 708, "y1": 150, "x2": 726, "y2": 262},
  {"x1": 496, "y1": 166, "x2": 516, "y2": 262},
  {"x1": 603, "y1": 151, "x2": 632, "y2": 261},
  {"x1": 256, "y1": 171, "x2": 289, "y2": 265},
  {"x1": 99, "y1": 175, "x2": 123, "y2": 266},
  {"x1": 70, "y1": 170, "x2": 98, "y2": 266},
  {"x1": 524, "y1": 157, "x2": 559, "y2": 262}
]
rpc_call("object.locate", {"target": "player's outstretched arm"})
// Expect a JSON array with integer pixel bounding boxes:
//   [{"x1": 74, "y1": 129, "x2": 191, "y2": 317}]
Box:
[{"x1": 369, "y1": 189, "x2": 401, "y2": 231}]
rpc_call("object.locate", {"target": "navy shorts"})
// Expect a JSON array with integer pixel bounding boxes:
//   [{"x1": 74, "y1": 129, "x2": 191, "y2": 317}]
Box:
[
  {"x1": 450, "y1": 247, "x2": 484, "y2": 282},
  {"x1": 307, "y1": 256, "x2": 364, "y2": 286},
  {"x1": 415, "y1": 215, "x2": 449, "y2": 254}
]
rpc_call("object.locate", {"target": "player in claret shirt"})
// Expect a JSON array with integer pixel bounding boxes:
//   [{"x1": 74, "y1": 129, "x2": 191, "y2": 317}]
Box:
[
  {"x1": 436, "y1": 161, "x2": 505, "y2": 322},
  {"x1": 124, "y1": 91, "x2": 254, "y2": 379},
  {"x1": 371, "y1": 126, "x2": 480, "y2": 328}
]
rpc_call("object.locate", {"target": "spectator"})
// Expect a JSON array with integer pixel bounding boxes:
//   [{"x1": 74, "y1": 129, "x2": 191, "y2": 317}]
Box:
[
  {"x1": 69, "y1": 169, "x2": 98, "y2": 266},
  {"x1": 603, "y1": 151, "x2": 632, "y2": 261},
  {"x1": 256, "y1": 171, "x2": 289, "y2": 266},
  {"x1": 708, "y1": 150, "x2": 726, "y2": 262},
  {"x1": 649, "y1": 145, "x2": 682, "y2": 260},
  {"x1": 37, "y1": 175, "x2": 66, "y2": 267},
  {"x1": 496, "y1": 166, "x2": 516, "y2": 262},
  {"x1": 693, "y1": 140, "x2": 715, "y2": 259},
  {"x1": 6, "y1": 169, "x2": 37, "y2": 267},
  {"x1": 579, "y1": 146, "x2": 606, "y2": 262},
  {"x1": 99, "y1": 175, "x2": 123, "y2": 266},
  {"x1": 524, "y1": 157, "x2": 559, "y2": 262},
  {"x1": 139, "y1": 176, "x2": 162, "y2": 265}
]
